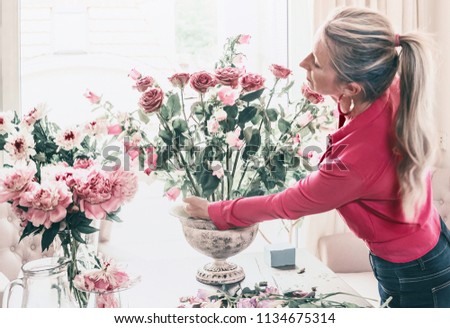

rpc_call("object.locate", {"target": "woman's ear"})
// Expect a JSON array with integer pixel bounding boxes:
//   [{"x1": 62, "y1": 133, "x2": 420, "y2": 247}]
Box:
[{"x1": 342, "y1": 82, "x2": 363, "y2": 98}]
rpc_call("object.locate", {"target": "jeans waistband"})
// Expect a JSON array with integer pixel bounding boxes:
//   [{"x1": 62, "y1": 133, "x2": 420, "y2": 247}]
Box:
[{"x1": 370, "y1": 217, "x2": 450, "y2": 271}]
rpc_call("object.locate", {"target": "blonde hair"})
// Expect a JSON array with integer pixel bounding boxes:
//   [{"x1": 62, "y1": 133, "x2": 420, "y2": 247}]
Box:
[{"x1": 321, "y1": 7, "x2": 437, "y2": 218}]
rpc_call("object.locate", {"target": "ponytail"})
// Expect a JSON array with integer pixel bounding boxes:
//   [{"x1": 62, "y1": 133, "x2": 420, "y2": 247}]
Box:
[{"x1": 395, "y1": 33, "x2": 437, "y2": 218}]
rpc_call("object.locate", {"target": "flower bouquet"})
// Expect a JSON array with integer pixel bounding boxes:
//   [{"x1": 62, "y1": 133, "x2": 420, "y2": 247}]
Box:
[
  {"x1": 89, "y1": 34, "x2": 335, "y2": 242},
  {"x1": 0, "y1": 105, "x2": 139, "y2": 307}
]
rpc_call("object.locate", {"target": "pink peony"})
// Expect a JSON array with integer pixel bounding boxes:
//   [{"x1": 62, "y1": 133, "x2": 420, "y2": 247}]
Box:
[
  {"x1": 139, "y1": 87, "x2": 164, "y2": 114},
  {"x1": 240, "y1": 73, "x2": 265, "y2": 92},
  {"x1": 19, "y1": 182, "x2": 72, "y2": 229},
  {"x1": 301, "y1": 84, "x2": 324, "y2": 104},
  {"x1": 165, "y1": 186, "x2": 181, "y2": 201},
  {"x1": 73, "y1": 169, "x2": 119, "y2": 220},
  {"x1": 168, "y1": 73, "x2": 190, "y2": 89},
  {"x1": 134, "y1": 76, "x2": 155, "y2": 92},
  {"x1": 73, "y1": 158, "x2": 95, "y2": 169},
  {"x1": 110, "y1": 167, "x2": 139, "y2": 202},
  {"x1": 217, "y1": 86, "x2": 240, "y2": 106},
  {"x1": 84, "y1": 119, "x2": 108, "y2": 136},
  {"x1": 0, "y1": 162, "x2": 37, "y2": 202},
  {"x1": 269, "y1": 64, "x2": 292, "y2": 79},
  {"x1": 215, "y1": 67, "x2": 242, "y2": 88},
  {"x1": 189, "y1": 71, "x2": 217, "y2": 94}
]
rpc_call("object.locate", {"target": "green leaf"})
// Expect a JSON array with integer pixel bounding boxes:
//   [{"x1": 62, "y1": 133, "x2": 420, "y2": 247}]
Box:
[
  {"x1": 242, "y1": 130, "x2": 261, "y2": 160},
  {"x1": 20, "y1": 222, "x2": 41, "y2": 242},
  {"x1": 199, "y1": 171, "x2": 220, "y2": 198},
  {"x1": 138, "y1": 109, "x2": 150, "y2": 124},
  {"x1": 278, "y1": 118, "x2": 290, "y2": 134},
  {"x1": 107, "y1": 212, "x2": 123, "y2": 222},
  {"x1": 159, "y1": 129, "x2": 173, "y2": 145},
  {"x1": 238, "y1": 106, "x2": 257, "y2": 126},
  {"x1": 172, "y1": 118, "x2": 188, "y2": 134},
  {"x1": 41, "y1": 222, "x2": 60, "y2": 251},
  {"x1": 266, "y1": 108, "x2": 278, "y2": 122},
  {"x1": 243, "y1": 126, "x2": 253, "y2": 143},
  {"x1": 240, "y1": 88, "x2": 265, "y2": 102},
  {"x1": 71, "y1": 229, "x2": 86, "y2": 243},
  {"x1": 166, "y1": 93, "x2": 181, "y2": 117},
  {"x1": 76, "y1": 225, "x2": 98, "y2": 234},
  {"x1": 223, "y1": 105, "x2": 238, "y2": 119},
  {"x1": 160, "y1": 104, "x2": 172, "y2": 121},
  {"x1": 0, "y1": 134, "x2": 6, "y2": 150}
]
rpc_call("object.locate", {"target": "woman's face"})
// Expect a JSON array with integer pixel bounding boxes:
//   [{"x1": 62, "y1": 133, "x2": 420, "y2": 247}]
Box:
[{"x1": 299, "y1": 37, "x2": 343, "y2": 100}]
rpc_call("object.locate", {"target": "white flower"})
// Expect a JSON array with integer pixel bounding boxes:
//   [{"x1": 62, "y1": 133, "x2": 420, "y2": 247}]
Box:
[
  {"x1": 0, "y1": 111, "x2": 15, "y2": 135},
  {"x1": 4, "y1": 128, "x2": 36, "y2": 161},
  {"x1": 21, "y1": 103, "x2": 49, "y2": 128},
  {"x1": 55, "y1": 127, "x2": 83, "y2": 151},
  {"x1": 84, "y1": 119, "x2": 108, "y2": 136},
  {"x1": 214, "y1": 108, "x2": 228, "y2": 122}
]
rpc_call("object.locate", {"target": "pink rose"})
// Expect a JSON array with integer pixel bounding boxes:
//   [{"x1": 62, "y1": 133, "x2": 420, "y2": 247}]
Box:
[
  {"x1": 215, "y1": 67, "x2": 242, "y2": 88},
  {"x1": 269, "y1": 64, "x2": 292, "y2": 79},
  {"x1": 238, "y1": 34, "x2": 251, "y2": 44},
  {"x1": 240, "y1": 73, "x2": 265, "y2": 92},
  {"x1": 134, "y1": 76, "x2": 155, "y2": 92},
  {"x1": 168, "y1": 73, "x2": 190, "y2": 89},
  {"x1": 211, "y1": 161, "x2": 224, "y2": 179},
  {"x1": 301, "y1": 84, "x2": 324, "y2": 104},
  {"x1": 19, "y1": 182, "x2": 72, "y2": 229},
  {"x1": 165, "y1": 186, "x2": 181, "y2": 201},
  {"x1": 217, "y1": 86, "x2": 240, "y2": 106},
  {"x1": 139, "y1": 87, "x2": 164, "y2": 114},
  {"x1": 214, "y1": 108, "x2": 227, "y2": 122},
  {"x1": 107, "y1": 124, "x2": 123, "y2": 135},
  {"x1": 128, "y1": 68, "x2": 142, "y2": 80},
  {"x1": 189, "y1": 71, "x2": 217, "y2": 94},
  {"x1": 83, "y1": 89, "x2": 101, "y2": 104}
]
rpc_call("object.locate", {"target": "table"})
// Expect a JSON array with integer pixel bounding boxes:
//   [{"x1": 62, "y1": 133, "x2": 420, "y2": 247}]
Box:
[{"x1": 122, "y1": 249, "x2": 372, "y2": 308}]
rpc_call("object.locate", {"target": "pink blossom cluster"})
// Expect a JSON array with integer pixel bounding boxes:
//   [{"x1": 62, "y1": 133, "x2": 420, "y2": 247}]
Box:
[
  {"x1": 0, "y1": 159, "x2": 138, "y2": 229},
  {"x1": 178, "y1": 286, "x2": 286, "y2": 308}
]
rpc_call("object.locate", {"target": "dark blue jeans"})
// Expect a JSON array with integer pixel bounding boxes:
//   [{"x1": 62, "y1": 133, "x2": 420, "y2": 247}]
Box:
[{"x1": 369, "y1": 219, "x2": 450, "y2": 308}]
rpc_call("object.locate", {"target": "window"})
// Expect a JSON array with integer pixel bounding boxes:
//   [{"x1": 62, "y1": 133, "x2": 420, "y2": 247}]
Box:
[{"x1": 19, "y1": 0, "x2": 293, "y2": 125}]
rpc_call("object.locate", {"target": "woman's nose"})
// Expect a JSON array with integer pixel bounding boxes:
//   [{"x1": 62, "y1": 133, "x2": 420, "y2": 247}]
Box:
[{"x1": 299, "y1": 54, "x2": 310, "y2": 70}]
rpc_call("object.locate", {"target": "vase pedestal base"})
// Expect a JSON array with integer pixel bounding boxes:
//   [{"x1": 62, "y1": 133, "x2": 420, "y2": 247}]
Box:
[{"x1": 196, "y1": 260, "x2": 245, "y2": 285}]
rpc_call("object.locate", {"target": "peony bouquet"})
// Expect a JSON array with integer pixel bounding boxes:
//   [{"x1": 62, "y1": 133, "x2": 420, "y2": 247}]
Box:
[{"x1": 0, "y1": 105, "x2": 139, "y2": 307}]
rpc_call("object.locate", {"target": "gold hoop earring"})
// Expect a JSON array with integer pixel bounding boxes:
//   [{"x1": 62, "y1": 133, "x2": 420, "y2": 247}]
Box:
[{"x1": 337, "y1": 95, "x2": 354, "y2": 116}]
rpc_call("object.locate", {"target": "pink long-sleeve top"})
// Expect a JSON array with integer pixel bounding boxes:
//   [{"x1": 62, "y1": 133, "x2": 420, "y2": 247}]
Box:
[{"x1": 208, "y1": 80, "x2": 441, "y2": 263}]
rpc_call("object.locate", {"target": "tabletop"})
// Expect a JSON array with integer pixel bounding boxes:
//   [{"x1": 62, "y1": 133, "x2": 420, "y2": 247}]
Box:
[{"x1": 121, "y1": 248, "x2": 373, "y2": 308}]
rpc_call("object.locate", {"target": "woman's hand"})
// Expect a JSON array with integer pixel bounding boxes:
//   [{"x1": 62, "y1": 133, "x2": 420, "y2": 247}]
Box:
[{"x1": 183, "y1": 196, "x2": 210, "y2": 220}]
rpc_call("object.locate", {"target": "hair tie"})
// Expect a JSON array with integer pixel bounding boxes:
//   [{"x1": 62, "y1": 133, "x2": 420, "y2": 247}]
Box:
[{"x1": 394, "y1": 34, "x2": 401, "y2": 47}]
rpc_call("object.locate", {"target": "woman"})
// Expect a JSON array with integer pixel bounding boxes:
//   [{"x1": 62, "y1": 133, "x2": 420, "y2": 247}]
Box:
[{"x1": 183, "y1": 7, "x2": 450, "y2": 308}]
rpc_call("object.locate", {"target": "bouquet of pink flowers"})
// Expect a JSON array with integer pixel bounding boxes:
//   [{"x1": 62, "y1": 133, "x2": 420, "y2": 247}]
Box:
[{"x1": 0, "y1": 106, "x2": 139, "y2": 307}]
